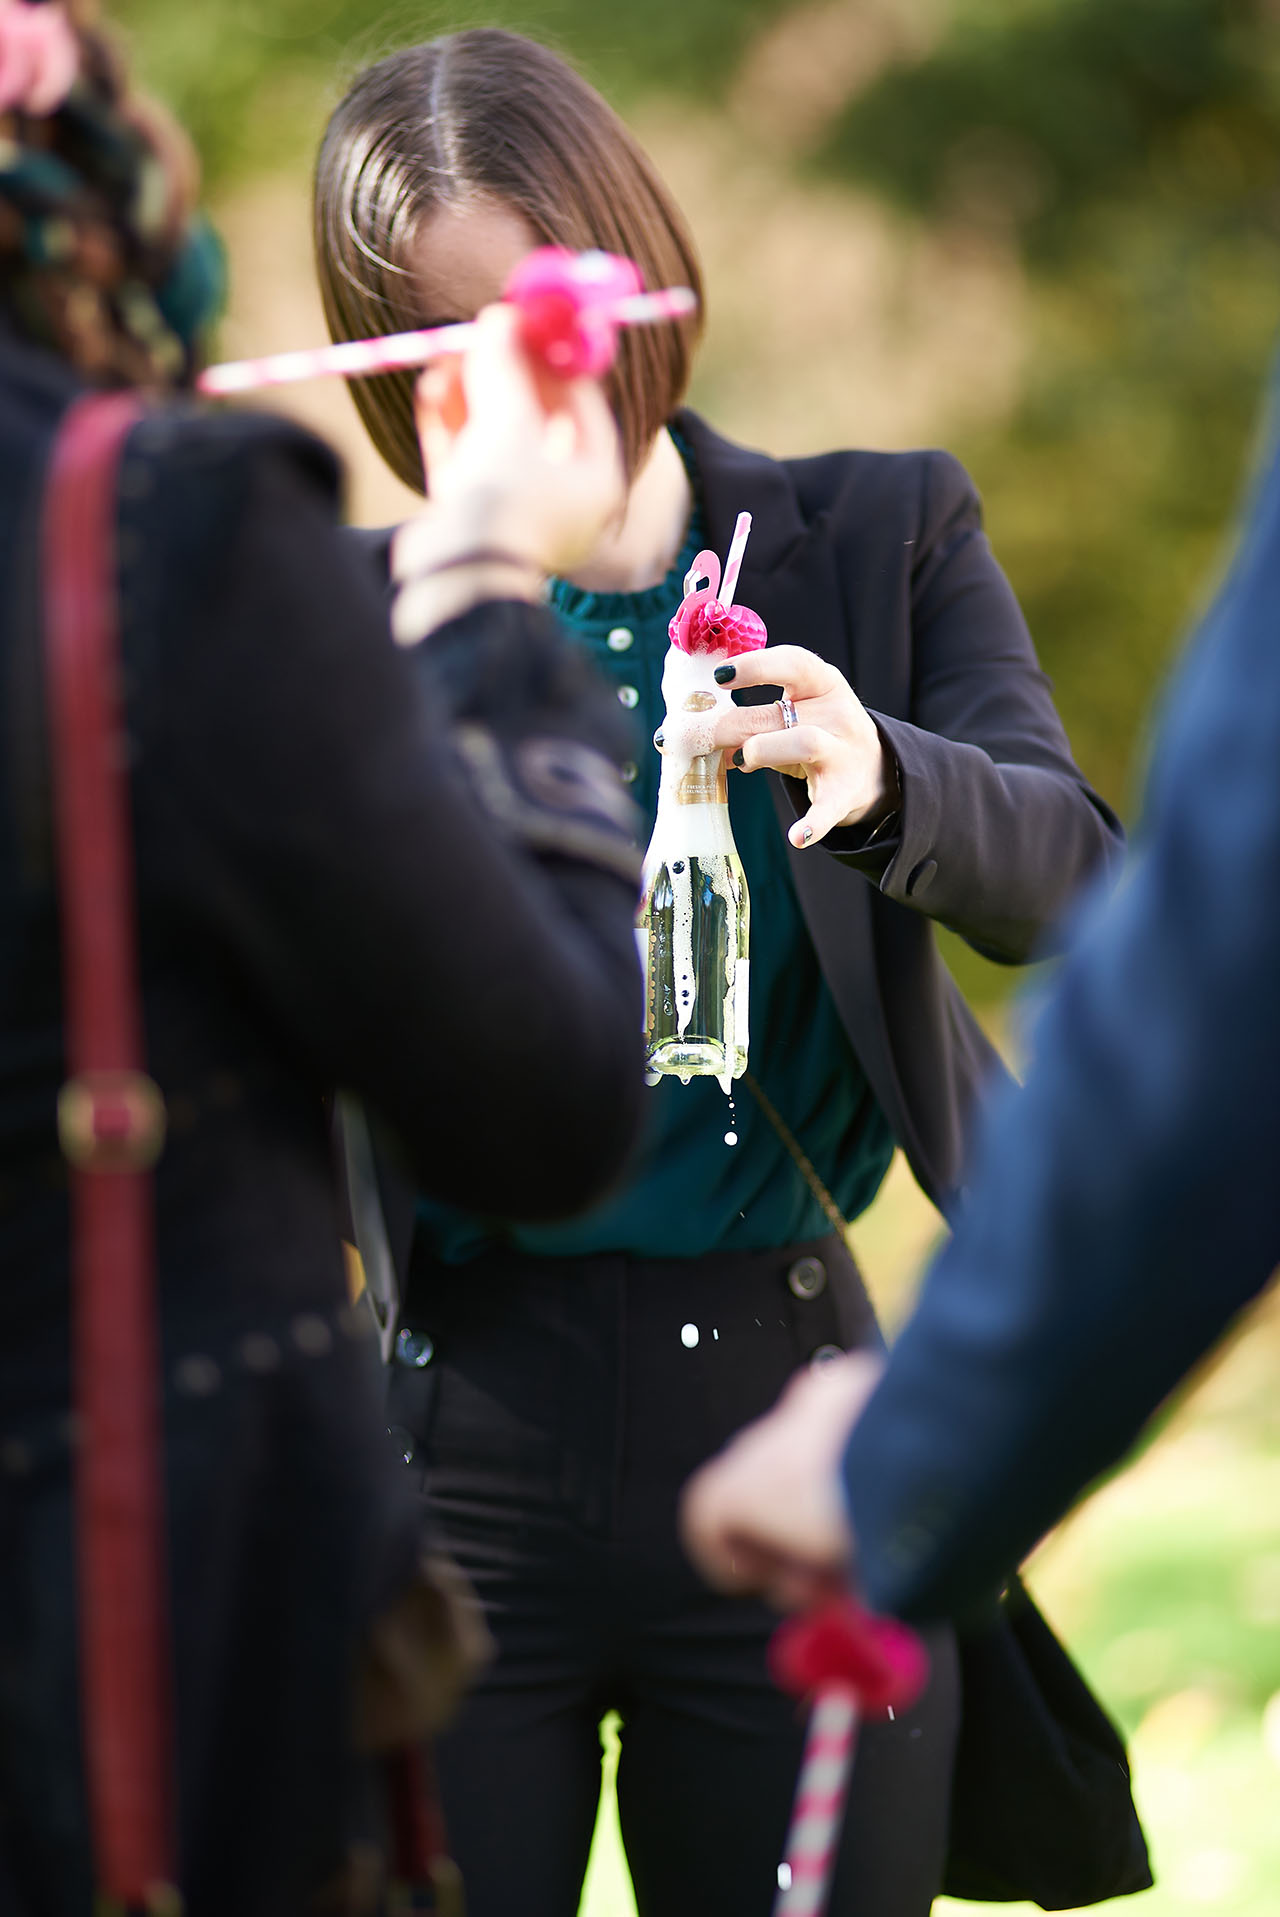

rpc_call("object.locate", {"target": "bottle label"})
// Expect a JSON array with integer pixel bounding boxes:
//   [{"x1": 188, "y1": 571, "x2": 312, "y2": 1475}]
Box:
[{"x1": 676, "y1": 754, "x2": 728, "y2": 806}]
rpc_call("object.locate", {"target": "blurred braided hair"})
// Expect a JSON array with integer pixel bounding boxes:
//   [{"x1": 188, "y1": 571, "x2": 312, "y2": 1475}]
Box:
[{"x1": 0, "y1": 0, "x2": 223, "y2": 387}]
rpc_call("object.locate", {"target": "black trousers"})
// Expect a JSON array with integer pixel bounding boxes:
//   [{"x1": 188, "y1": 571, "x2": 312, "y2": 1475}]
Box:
[{"x1": 389, "y1": 1234, "x2": 959, "y2": 1917}]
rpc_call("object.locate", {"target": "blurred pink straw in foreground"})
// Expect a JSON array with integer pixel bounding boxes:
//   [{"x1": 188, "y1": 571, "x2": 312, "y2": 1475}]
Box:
[
  {"x1": 0, "y1": 0, "x2": 80, "y2": 115},
  {"x1": 198, "y1": 246, "x2": 697, "y2": 397},
  {"x1": 770, "y1": 1599, "x2": 929, "y2": 1917}
]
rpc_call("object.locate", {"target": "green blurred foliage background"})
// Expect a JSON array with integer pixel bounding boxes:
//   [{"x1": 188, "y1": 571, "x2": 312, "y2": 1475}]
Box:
[
  {"x1": 822, "y1": 0, "x2": 1280, "y2": 815},
  {"x1": 108, "y1": 0, "x2": 1280, "y2": 827}
]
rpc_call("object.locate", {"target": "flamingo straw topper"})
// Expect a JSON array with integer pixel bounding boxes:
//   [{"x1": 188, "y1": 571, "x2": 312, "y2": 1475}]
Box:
[
  {"x1": 667, "y1": 512, "x2": 768, "y2": 658},
  {"x1": 197, "y1": 247, "x2": 698, "y2": 397},
  {"x1": 769, "y1": 1600, "x2": 929, "y2": 1917}
]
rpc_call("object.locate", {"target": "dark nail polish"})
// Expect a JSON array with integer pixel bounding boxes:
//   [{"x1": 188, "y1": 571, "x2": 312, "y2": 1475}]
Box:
[
  {"x1": 713, "y1": 663, "x2": 736, "y2": 684},
  {"x1": 731, "y1": 748, "x2": 745, "y2": 770}
]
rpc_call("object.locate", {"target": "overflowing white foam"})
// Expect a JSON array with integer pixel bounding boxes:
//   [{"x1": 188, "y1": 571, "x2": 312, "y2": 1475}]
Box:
[{"x1": 657, "y1": 644, "x2": 734, "y2": 771}]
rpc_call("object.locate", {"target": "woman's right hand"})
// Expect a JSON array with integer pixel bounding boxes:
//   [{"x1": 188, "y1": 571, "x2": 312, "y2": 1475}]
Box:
[
  {"x1": 710, "y1": 644, "x2": 898, "y2": 848},
  {"x1": 391, "y1": 303, "x2": 624, "y2": 642}
]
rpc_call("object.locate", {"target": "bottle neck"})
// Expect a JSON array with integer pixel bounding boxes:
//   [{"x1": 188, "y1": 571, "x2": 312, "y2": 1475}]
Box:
[
  {"x1": 652, "y1": 647, "x2": 734, "y2": 835},
  {"x1": 648, "y1": 750, "x2": 737, "y2": 870},
  {"x1": 658, "y1": 749, "x2": 728, "y2": 810}
]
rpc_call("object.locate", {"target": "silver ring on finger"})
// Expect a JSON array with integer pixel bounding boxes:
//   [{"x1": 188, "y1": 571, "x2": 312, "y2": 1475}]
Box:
[{"x1": 777, "y1": 696, "x2": 799, "y2": 730}]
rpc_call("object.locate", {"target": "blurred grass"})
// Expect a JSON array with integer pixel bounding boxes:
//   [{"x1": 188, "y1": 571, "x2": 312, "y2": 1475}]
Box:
[{"x1": 579, "y1": 1155, "x2": 1280, "y2": 1917}]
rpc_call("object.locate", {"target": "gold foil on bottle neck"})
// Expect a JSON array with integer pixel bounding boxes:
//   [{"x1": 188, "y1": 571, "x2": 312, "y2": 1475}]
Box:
[{"x1": 676, "y1": 752, "x2": 728, "y2": 806}]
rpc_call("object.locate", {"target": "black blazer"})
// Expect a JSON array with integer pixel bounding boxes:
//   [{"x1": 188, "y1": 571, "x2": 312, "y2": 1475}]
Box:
[
  {"x1": 1, "y1": 344, "x2": 644, "y2": 1315},
  {"x1": 0, "y1": 337, "x2": 644, "y2": 1909},
  {"x1": 350, "y1": 412, "x2": 1123, "y2": 1229},
  {"x1": 672, "y1": 409, "x2": 1124, "y2": 1215}
]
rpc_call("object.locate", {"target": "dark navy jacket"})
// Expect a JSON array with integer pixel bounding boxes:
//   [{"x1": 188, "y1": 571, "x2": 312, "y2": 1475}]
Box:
[{"x1": 844, "y1": 426, "x2": 1280, "y2": 1623}]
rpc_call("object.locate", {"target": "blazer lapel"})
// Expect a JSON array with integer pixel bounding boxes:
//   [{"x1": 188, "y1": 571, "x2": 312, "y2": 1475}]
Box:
[
  {"x1": 672, "y1": 411, "x2": 914, "y2": 1157},
  {"x1": 674, "y1": 408, "x2": 842, "y2": 681}
]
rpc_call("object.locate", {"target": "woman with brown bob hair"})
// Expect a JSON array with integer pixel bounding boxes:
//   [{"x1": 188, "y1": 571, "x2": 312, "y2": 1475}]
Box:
[{"x1": 314, "y1": 28, "x2": 1126, "y2": 1917}]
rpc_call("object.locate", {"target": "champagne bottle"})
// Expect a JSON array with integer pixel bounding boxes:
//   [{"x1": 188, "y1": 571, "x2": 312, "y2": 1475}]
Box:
[
  {"x1": 638, "y1": 519, "x2": 765, "y2": 1088},
  {"x1": 637, "y1": 654, "x2": 750, "y2": 1089}
]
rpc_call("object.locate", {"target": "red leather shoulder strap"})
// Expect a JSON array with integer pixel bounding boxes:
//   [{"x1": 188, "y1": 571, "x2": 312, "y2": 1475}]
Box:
[{"x1": 42, "y1": 391, "x2": 178, "y2": 1916}]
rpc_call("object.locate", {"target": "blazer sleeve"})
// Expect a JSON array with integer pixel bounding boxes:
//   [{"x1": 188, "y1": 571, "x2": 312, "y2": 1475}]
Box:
[
  {"x1": 132, "y1": 418, "x2": 644, "y2": 1223},
  {"x1": 839, "y1": 450, "x2": 1124, "y2": 962},
  {"x1": 839, "y1": 443, "x2": 1280, "y2": 1623}
]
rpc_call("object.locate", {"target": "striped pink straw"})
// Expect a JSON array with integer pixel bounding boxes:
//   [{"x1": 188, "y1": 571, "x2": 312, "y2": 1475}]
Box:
[
  {"x1": 718, "y1": 511, "x2": 752, "y2": 610},
  {"x1": 198, "y1": 285, "x2": 697, "y2": 398},
  {"x1": 770, "y1": 1600, "x2": 929, "y2": 1917}
]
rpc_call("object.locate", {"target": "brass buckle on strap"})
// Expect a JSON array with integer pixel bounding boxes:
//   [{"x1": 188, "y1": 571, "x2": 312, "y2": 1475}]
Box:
[{"x1": 58, "y1": 1070, "x2": 167, "y2": 1173}]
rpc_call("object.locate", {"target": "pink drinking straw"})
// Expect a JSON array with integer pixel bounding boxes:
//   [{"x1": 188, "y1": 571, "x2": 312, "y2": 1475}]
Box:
[
  {"x1": 197, "y1": 247, "x2": 697, "y2": 398},
  {"x1": 667, "y1": 515, "x2": 767, "y2": 655},
  {"x1": 769, "y1": 1600, "x2": 929, "y2": 1917},
  {"x1": 719, "y1": 511, "x2": 752, "y2": 610}
]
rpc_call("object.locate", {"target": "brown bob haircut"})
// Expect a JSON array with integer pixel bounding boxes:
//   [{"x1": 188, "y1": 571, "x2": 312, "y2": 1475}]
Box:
[{"x1": 313, "y1": 28, "x2": 704, "y2": 493}]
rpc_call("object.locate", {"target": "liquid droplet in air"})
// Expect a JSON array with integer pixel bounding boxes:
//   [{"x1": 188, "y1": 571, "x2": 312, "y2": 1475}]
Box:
[
  {"x1": 724, "y1": 1130, "x2": 738, "y2": 1147},
  {"x1": 680, "y1": 1323, "x2": 700, "y2": 1349}
]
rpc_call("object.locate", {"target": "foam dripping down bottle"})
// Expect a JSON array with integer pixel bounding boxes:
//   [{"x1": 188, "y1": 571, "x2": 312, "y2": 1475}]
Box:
[{"x1": 637, "y1": 513, "x2": 766, "y2": 1089}]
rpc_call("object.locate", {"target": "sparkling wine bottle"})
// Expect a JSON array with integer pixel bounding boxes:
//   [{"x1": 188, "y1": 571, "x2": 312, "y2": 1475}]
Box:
[
  {"x1": 637, "y1": 695, "x2": 750, "y2": 1087},
  {"x1": 637, "y1": 519, "x2": 765, "y2": 1088}
]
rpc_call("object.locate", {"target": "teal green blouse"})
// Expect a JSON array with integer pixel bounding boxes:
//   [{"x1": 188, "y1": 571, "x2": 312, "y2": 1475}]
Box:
[{"x1": 419, "y1": 473, "x2": 894, "y2": 1261}]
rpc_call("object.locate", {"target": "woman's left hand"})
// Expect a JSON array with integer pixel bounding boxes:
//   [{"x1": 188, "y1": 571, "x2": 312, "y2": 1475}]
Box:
[{"x1": 711, "y1": 645, "x2": 899, "y2": 849}]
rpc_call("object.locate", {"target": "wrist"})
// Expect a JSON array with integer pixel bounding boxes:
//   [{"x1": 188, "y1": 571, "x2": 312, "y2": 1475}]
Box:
[
  {"x1": 411, "y1": 477, "x2": 575, "y2": 581},
  {"x1": 392, "y1": 559, "x2": 542, "y2": 647},
  {"x1": 394, "y1": 494, "x2": 543, "y2": 579},
  {"x1": 838, "y1": 727, "x2": 902, "y2": 832}
]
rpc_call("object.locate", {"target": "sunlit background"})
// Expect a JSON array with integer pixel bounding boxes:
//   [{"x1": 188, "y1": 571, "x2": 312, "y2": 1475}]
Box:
[{"x1": 111, "y1": 2, "x2": 1280, "y2": 1910}]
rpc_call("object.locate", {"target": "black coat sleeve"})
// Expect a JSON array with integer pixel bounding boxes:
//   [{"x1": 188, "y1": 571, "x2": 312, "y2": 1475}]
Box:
[
  {"x1": 131, "y1": 415, "x2": 644, "y2": 1221},
  {"x1": 840, "y1": 451, "x2": 1125, "y2": 961}
]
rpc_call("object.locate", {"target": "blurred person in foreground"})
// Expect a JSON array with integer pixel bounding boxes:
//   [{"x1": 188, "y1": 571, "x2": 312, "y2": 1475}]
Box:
[
  {"x1": 682, "y1": 395, "x2": 1280, "y2": 1630},
  {"x1": 0, "y1": 2, "x2": 646, "y2": 1910},
  {"x1": 311, "y1": 28, "x2": 1125, "y2": 1917}
]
